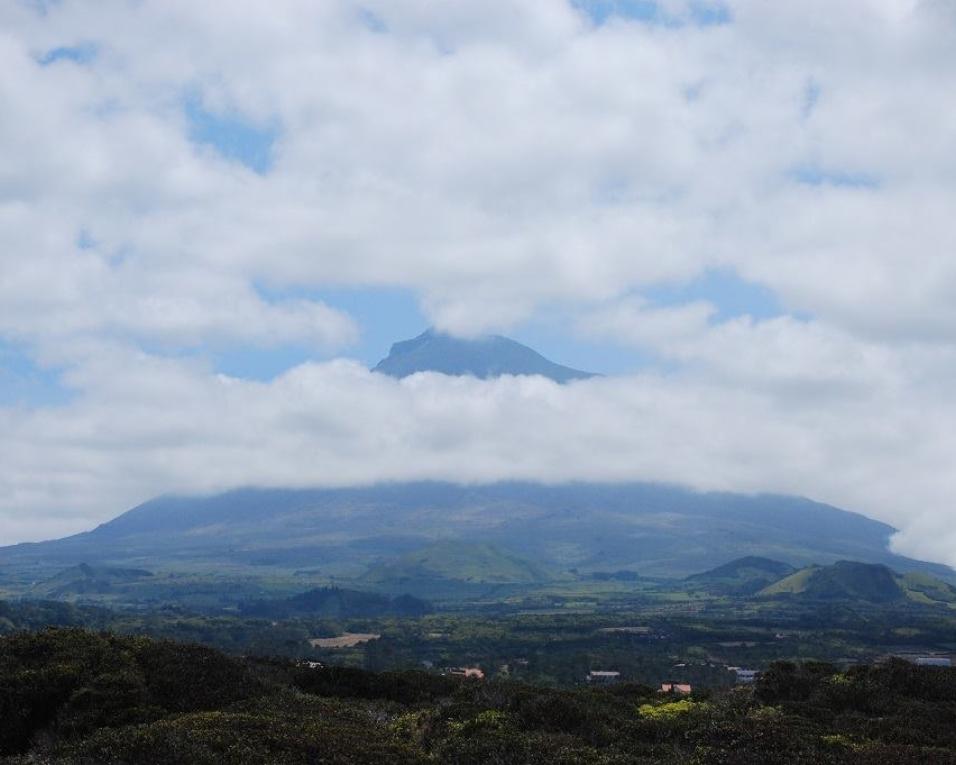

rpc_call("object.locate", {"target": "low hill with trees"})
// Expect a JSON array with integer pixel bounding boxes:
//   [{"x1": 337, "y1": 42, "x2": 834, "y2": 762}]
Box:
[
  {"x1": 760, "y1": 560, "x2": 956, "y2": 606},
  {"x1": 685, "y1": 556, "x2": 796, "y2": 595}
]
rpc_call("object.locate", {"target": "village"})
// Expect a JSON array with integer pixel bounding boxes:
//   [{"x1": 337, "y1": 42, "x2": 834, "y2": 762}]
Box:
[{"x1": 299, "y1": 617, "x2": 956, "y2": 694}]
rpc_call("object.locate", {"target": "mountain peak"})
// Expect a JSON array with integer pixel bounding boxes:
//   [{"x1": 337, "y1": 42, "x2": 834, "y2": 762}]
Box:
[{"x1": 372, "y1": 329, "x2": 597, "y2": 383}]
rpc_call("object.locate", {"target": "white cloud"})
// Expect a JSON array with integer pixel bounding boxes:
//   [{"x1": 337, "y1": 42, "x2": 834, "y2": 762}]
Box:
[
  {"x1": 1, "y1": 1, "x2": 956, "y2": 565},
  {"x1": 2, "y1": 350, "x2": 956, "y2": 567}
]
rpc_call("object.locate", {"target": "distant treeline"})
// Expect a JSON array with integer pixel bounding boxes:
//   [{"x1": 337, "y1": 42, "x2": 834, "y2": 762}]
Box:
[{"x1": 239, "y1": 586, "x2": 432, "y2": 619}]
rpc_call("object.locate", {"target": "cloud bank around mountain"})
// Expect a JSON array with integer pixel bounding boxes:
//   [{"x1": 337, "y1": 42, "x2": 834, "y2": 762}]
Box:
[{"x1": 2, "y1": 0, "x2": 956, "y2": 566}]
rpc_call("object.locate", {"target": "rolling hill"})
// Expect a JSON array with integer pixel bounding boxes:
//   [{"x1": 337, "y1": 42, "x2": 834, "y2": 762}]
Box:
[
  {"x1": 1, "y1": 483, "x2": 952, "y2": 584},
  {"x1": 30, "y1": 563, "x2": 154, "y2": 598},
  {"x1": 685, "y1": 556, "x2": 796, "y2": 595},
  {"x1": 760, "y1": 560, "x2": 956, "y2": 606},
  {"x1": 239, "y1": 586, "x2": 432, "y2": 619}
]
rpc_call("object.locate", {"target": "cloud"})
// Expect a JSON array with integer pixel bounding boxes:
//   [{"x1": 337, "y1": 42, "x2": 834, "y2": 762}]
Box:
[
  {"x1": 1, "y1": 1, "x2": 956, "y2": 566},
  {"x1": 2, "y1": 349, "x2": 956, "y2": 568},
  {"x1": 5, "y1": 0, "x2": 953, "y2": 340}
]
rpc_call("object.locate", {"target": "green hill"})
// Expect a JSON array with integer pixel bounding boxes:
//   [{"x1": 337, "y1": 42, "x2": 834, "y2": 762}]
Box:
[
  {"x1": 31, "y1": 563, "x2": 154, "y2": 598},
  {"x1": 363, "y1": 541, "x2": 551, "y2": 586},
  {"x1": 686, "y1": 556, "x2": 796, "y2": 595},
  {"x1": 900, "y1": 572, "x2": 956, "y2": 607},
  {"x1": 760, "y1": 560, "x2": 956, "y2": 606}
]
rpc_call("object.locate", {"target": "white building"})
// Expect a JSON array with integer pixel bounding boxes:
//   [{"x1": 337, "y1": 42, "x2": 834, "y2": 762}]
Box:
[
  {"x1": 915, "y1": 657, "x2": 952, "y2": 668},
  {"x1": 728, "y1": 667, "x2": 760, "y2": 684},
  {"x1": 587, "y1": 670, "x2": 621, "y2": 685}
]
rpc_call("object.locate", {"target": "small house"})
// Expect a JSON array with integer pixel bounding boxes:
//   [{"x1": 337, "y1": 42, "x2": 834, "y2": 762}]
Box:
[
  {"x1": 448, "y1": 667, "x2": 485, "y2": 680},
  {"x1": 661, "y1": 682, "x2": 692, "y2": 695}
]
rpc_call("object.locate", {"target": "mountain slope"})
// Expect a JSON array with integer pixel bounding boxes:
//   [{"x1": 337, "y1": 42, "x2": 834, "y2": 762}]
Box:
[
  {"x1": 1, "y1": 483, "x2": 952, "y2": 582},
  {"x1": 363, "y1": 541, "x2": 551, "y2": 585},
  {"x1": 372, "y1": 329, "x2": 596, "y2": 382}
]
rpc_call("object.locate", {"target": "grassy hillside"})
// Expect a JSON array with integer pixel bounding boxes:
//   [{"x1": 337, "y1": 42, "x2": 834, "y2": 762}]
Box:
[
  {"x1": 760, "y1": 566, "x2": 820, "y2": 596},
  {"x1": 901, "y1": 572, "x2": 956, "y2": 607},
  {"x1": 363, "y1": 541, "x2": 552, "y2": 585}
]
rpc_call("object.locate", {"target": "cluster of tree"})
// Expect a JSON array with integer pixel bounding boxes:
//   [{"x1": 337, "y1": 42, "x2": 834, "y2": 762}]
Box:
[
  {"x1": 2, "y1": 628, "x2": 956, "y2": 763},
  {"x1": 587, "y1": 570, "x2": 641, "y2": 582},
  {"x1": 0, "y1": 599, "x2": 111, "y2": 633}
]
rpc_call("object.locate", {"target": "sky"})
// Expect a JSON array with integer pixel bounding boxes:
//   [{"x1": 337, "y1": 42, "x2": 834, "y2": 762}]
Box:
[{"x1": 2, "y1": 0, "x2": 956, "y2": 566}]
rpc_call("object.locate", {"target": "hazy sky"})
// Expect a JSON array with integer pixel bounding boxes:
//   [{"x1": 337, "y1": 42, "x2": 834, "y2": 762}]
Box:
[{"x1": 2, "y1": 0, "x2": 956, "y2": 566}]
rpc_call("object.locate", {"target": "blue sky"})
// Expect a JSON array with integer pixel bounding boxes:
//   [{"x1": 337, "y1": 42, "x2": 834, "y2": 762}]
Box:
[
  {"x1": 573, "y1": 0, "x2": 731, "y2": 26},
  {"x1": 0, "y1": 266, "x2": 784, "y2": 400},
  {"x1": 186, "y1": 96, "x2": 278, "y2": 176},
  {"x1": 0, "y1": 342, "x2": 71, "y2": 407}
]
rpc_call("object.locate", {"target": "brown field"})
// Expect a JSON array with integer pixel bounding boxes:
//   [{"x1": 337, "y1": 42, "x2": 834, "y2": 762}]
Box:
[{"x1": 309, "y1": 632, "x2": 381, "y2": 649}]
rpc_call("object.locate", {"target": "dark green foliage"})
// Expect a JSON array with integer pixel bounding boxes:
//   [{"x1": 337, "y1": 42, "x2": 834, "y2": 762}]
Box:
[
  {"x1": 754, "y1": 661, "x2": 838, "y2": 704},
  {"x1": 132, "y1": 638, "x2": 263, "y2": 712},
  {"x1": 62, "y1": 696, "x2": 423, "y2": 765},
  {"x1": 755, "y1": 659, "x2": 956, "y2": 753},
  {"x1": 291, "y1": 663, "x2": 458, "y2": 704},
  {"x1": 0, "y1": 628, "x2": 262, "y2": 757},
  {"x1": 3, "y1": 629, "x2": 956, "y2": 764},
  {"x1": 0, "y1": 599, "x2": 111, "y2": 633}
]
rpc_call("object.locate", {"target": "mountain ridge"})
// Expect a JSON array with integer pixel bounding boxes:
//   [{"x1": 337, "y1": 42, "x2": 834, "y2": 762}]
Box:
[{"x1": 2, "y1": 482, "x2": 952, "y2": 582}]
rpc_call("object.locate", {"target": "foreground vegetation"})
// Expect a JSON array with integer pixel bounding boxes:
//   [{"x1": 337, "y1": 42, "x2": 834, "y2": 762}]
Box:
[{"x1": 2, "y1": 628, "x2": 956, "y2": 763}]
